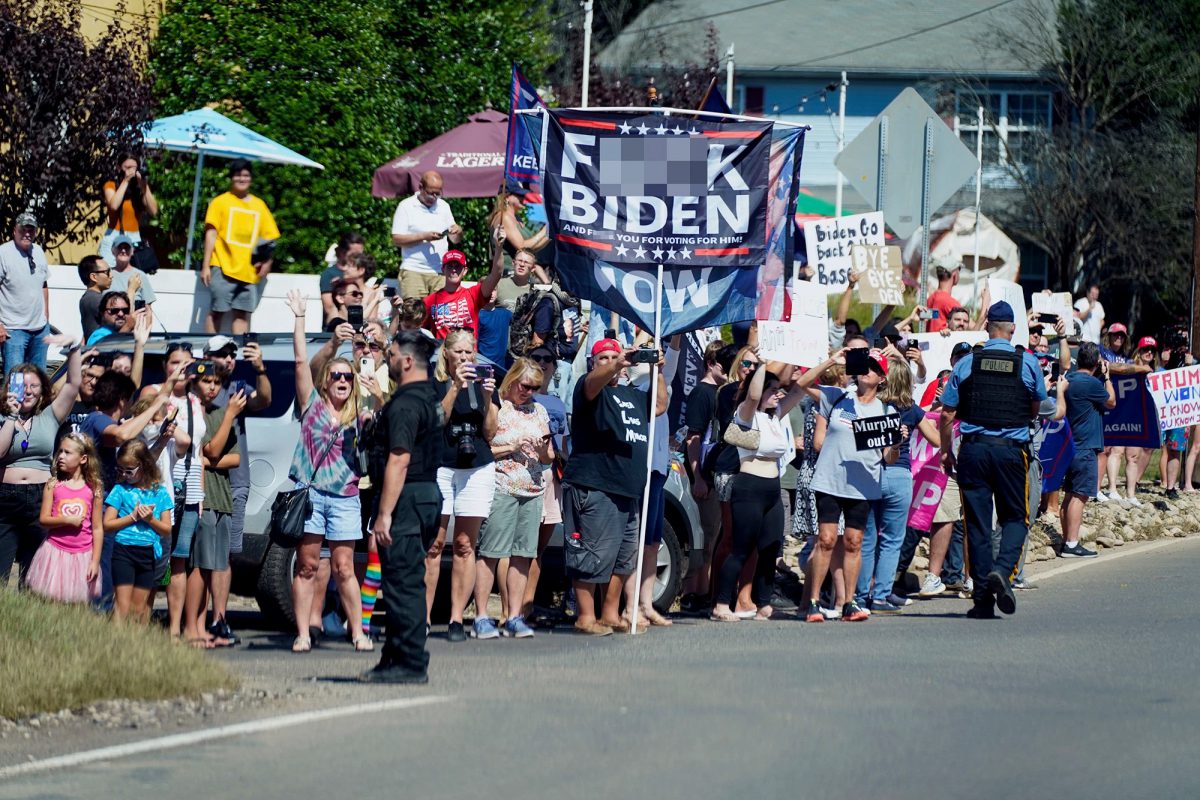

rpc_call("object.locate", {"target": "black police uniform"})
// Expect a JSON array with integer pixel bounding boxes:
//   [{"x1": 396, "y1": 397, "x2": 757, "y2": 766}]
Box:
[
  {"x1": 371, "y1": 379, "x2": 444, "y2": 677},
  {"x1": 944, "y1": 343, "x2": 1044, "y2": 614}
]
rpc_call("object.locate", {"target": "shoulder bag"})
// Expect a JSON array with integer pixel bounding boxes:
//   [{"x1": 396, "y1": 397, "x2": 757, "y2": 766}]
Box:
[{"x1": 269, "y1": 413, "x2": 339, "y2": 546}]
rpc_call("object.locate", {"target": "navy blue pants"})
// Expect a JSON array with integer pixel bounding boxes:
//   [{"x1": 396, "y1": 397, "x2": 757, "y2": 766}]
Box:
[{"x1": 956, "y1": 439, "x2": 1029, "y2": 606}]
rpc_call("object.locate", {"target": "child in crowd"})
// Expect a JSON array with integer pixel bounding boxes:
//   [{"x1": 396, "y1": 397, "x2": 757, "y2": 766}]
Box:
[
  {"x1": 103, "y1": 440, "x2": 175, "y2": 622},
  {"x1": 28, "y1": 434, "x2": 106, "y2": 603}
]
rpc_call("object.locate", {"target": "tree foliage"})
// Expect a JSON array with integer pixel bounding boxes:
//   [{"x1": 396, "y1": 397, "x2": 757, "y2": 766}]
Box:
[
  {"x1": 0, "y1": 0, "x2": 152, "y2": 247},
  {"x1": 149, "y1": 0, "x2": 553, "y2": 275},
  {"x1": 971, "y1": 0, "x2": 1200, "y2": 326}
]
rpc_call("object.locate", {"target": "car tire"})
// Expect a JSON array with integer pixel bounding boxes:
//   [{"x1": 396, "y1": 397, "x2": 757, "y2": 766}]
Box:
[
  {"x1": 653, "y1": 518, "x2": 685, "y2": 614},
  {"x1": 255, "y1": 542, "x2": 298, "y2": 629}
]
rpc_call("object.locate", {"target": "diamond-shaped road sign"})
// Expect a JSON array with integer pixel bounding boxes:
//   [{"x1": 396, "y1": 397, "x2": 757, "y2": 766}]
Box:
[{"x1": 835, "y1": 88, "x2": 979, "y2": 240}]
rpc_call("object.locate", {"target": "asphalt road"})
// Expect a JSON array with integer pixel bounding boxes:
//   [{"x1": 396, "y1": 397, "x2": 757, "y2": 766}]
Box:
[{"x1": 4, "y1": 539, "x2": 1200, "y2": 800}]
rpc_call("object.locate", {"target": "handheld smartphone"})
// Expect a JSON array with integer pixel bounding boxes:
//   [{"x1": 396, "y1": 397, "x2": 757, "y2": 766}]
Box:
[
  {"x1": 165, "y1": 404, "x2": 179, "y2": 423},
  {"x1": 241, "y1": 332, "x2": 259, "y2": 346},
  {"x1": 384, "y1": 286, "x2": 397, "y2": 299},
  {"x1": 359, "y1": 357, "x2": 373, "y2": 374},
  {"x1": 346, "y1": 304, "x2": 364, "y2": 329},
  {"x1": 475, "y1": 364, "x2": 495, "y2": 382},
  {"x1": 7, "y1": 372, "x2": 25, "y2": 403},
  {"x1": 134, "y1": 299, "x2": 146, "y2": 311},
  {"x1": 89, "y1": 352, "x2": 114, "y2": 368},
  {"x1": 1037, "y1": 313, "x2": 1058, "y2": 325},
  {"x1": 845, "y1": 348, "x2": 871, "y2": 377},
  {"x1": 1051, "y1": 362, "x2": 1061, "y2": 381},
  {"x1": 919, "y1": 309, "x2": 939, "y2": 320}
]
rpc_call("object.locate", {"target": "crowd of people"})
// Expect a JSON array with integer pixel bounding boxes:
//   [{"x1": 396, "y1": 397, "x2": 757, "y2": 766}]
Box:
[{"x1": 0, "y1": 162, "x2": 1194, "y2": 685}]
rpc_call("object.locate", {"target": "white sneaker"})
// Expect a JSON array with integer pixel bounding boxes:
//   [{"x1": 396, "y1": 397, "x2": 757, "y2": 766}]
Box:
[
  {"x1": 917, "y1": 574, "x2": 946, "y2": 597},
  {"x1": 1095, "y1": 491, "x2": 1109, "y2": 503},
  {"x1": 1127, "y1": 496, "x2": 1143, "y2": 508},
  {"x1": 819, "y1": 606, "x2": 842, "y2": 620}
]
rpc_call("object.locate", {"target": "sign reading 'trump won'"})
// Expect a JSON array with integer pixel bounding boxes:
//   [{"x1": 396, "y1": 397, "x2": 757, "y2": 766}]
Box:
[{"x1": 1146, "y1": 365, "x2": 1200, "y2": 431}]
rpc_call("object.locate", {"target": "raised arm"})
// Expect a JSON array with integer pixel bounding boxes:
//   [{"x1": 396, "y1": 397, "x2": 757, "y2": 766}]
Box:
[
  {"x1": 288, "y1": 290, "x2": 315, "y2": 415},
  {"x1": 46, "y1": 335, "x2": 83, "y2": 422},
  {"x1": 478, "y1": 229, "x2": 507, "y2": 299},
  {"x1": 130, "y1": 314, "x2": 150, "y2": 389},
  {"x1": 834, "y1": 271, "x2": 858, "y2": 326},
  {"x1": 737, "y1": 362, "x2": 769, "y2": 423}
]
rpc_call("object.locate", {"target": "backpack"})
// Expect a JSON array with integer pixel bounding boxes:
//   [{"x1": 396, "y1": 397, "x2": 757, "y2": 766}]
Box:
[{"x1": 508, "y1": 288, "x2": 562, "y2": 360}]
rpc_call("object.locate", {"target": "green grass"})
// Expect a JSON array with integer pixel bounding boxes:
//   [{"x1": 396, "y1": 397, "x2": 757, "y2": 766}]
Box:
[{"x1": 0, "y1": 590, "x2": 236, "y2": 720}]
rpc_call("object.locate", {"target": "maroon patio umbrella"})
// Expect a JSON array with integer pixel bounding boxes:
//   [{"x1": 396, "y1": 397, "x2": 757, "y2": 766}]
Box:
[{"x1": 371, "y1": 108, "x2": 510, "y2": 199}]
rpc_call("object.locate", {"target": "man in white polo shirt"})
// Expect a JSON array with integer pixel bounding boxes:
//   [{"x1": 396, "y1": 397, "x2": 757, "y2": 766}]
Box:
[{"x1": 390, "y1": 170, "x2": 462, "y2": 300}]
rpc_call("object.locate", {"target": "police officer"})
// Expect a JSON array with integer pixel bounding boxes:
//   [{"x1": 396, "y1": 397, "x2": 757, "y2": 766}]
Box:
[
  {"x1": 938, "y1": 301, "x2": 1047, "y2": 618},
  {"x1": 361, "y1": 330, "x2": 444, "y2": 684}
]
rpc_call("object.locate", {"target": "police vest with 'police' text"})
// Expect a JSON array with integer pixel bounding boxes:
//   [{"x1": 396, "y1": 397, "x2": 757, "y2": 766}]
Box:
[{"x1": 956, "y1": 348, "x2": 1035, "y2": 430}]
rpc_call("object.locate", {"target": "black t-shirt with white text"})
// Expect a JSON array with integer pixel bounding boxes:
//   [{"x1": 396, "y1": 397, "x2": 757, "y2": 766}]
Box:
[{"x1": 563, "y1": 378, "x2": 652, "y2": 499}]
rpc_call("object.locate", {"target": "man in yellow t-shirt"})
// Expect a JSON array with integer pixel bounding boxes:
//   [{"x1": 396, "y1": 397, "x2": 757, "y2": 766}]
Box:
[{"x1": 200, "y1": 159, "x2": 280, "y2": 334}]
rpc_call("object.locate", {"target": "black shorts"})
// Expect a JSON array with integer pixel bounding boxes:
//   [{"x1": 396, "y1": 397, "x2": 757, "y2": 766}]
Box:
[
  {"x1": 814, "y1": 491, "x2": 871, "y2": 531},
  {"x1": 111, "y1": 541, "x2": 159, "y2": 589}
]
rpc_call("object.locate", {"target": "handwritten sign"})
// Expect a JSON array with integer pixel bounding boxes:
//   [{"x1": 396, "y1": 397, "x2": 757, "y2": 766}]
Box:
[
  {"x1": 988, "y1": 277, "x2": 1029, "y2": 347},
  {"x1": 851, "y1": 244, "x2": 904, "y2": 305},
  {"x1": 1146, "y1": 365, "x2": 1200, "y2": 430},
  {"x1": 804, "y1": 212, "x2": 885, "y2": 291},
  {"x1": 1031, "y1": 292, "x2": 1076, "y2": 333},
  {"x1": 852, "y1": 413, "x2": 902, "y2": 450},
  {"x1": 758, "y1": 278, "x2": 829, "y2": 367},
  {"x1": 910, "y1": 331, "x2": 988, "y2": 404}
]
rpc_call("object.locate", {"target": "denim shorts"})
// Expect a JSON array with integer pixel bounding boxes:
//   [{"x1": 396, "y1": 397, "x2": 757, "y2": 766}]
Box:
[
  {"x1": 304, "y1": 487, "x2": 363, "y2": 541},
  {"x1": 171, "y1": 505, "x2": 201, "y2": 559}
]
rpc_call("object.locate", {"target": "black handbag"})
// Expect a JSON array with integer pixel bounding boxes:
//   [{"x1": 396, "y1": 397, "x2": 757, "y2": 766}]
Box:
[{"x1": 269, "y1": 412, "x2": 339, "y2": 546}]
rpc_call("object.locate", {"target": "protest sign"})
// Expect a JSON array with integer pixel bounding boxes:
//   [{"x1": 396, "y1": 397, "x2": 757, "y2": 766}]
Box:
[
  {"x1": 1146, "y1": 365, "x2": 1200, "y2": 431},
  {"x1": 540, "y1": 109, "x2": 805, "y2": 335},
  {"x1": 1103, "y1": 374, "x2": 1161, "y2": 447},
  {"x1": 804, "y1": 212, "x2": 884, "y2": 291},
  {"x1": 853, "y1": 413, "x2": 902, "y2": 450},
  {"x1": 987, "y1": 277, "x2": 1029, "y2": 346},
  {"x1": 757, "y1": 278, "x2": 829, "y2": 367},
  {"x1": 910, "y1": 331, "x2": 987, "y2": 403},
  {"x1": 852, "y1": 244, "x2": 904, "y2": 305},
  {"x1": 1039, "y1": 418, "x2": 1075, "y2": 494},
  {"x1": 1031, "y1": 291, "x2": 1074, "y2": 326},
  {"x1": 908, "y1": 411, "x2": 947, "y2": 531},
  {"x1": 909, "y1": 466, "x2": 948, "y2": 532}
]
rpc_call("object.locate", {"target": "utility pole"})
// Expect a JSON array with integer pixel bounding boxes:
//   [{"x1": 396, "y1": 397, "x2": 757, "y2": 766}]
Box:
[
  {"x1": 834, "y1": 71, "x2": 848, "y2": 216},
  {"x1": 1192, "y1": 104, "x2": 1200, "y2": 350}
]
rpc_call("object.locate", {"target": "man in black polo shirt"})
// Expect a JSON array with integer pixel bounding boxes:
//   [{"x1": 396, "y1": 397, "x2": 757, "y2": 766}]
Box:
[
  {"x1": 362, "y1": 330, "x2": 444, "y2": 684},
  {"x1": 563, "y1": 338, "x2": 668, "y2": 635}
]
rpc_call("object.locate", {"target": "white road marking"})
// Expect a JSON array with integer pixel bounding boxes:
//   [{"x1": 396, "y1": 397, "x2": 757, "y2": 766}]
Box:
[
  {"x1": 1034, "y1": 535, "x2": 1200, "y2": 582},
  {"x1": 0, "y1": 695, "x2": 450, "y2": 780}
]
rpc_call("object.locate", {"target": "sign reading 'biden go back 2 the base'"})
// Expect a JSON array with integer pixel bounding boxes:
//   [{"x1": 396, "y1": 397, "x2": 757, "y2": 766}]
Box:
[{"x1": 542, "y1": 109, "x2": 783, "y2": 335}]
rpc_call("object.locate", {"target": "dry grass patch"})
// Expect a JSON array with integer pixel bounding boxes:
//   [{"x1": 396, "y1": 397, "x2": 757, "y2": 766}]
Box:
[{"x1": 0, "y1": 590, "x2": 235, "y2": 720}]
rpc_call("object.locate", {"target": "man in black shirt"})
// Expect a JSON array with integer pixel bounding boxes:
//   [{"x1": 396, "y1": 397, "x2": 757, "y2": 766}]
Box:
[
  {"x1": 563, "y1": 338, "x2": 668, "y2": 635},
  {"x1": 362, "y1": 330, "x2": 444, "y2": 684}
]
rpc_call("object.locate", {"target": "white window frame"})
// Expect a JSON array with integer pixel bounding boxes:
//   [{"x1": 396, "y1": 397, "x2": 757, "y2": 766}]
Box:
[{"x1": 954, "y1": 90, "x2": 1052, "y2": 167}]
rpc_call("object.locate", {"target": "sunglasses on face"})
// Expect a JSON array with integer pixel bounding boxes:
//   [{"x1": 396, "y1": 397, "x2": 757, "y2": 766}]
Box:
[
  {"x1": 107, "y1": 306, "x2": 130, "y2": 316},
  {"x1": 741, "y1": 359, "x2": 756, "y2": 369},
  {"x1": 328, "y1": 371, "x2": 354, "y2": 383},
  {"x1": 354, "y1": 341, "x2": 383, "y2": 352},
  {"x1": 92, "y1": 267, "x2": 112, "y2": 276},
  {"x1": 518, "y1": 382, "x2": 540, "y2": 392},
  {"x1": 115, "y1": 465, "x2": 140, "y2": 478}
]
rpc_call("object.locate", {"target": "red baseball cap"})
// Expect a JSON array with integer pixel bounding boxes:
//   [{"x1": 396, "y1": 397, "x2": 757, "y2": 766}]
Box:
[
  {"x1": 442, "y1": 250, "x2": 467, "y2": 269},
  {"x1": 591, "y1": 338, "x2": 622, "y2": 357},
  {"x1": 1107, "y1": 323, "x2": 1128, "y2": 335},
  {"x1": 1137, "y1": 336, "x2": 1158, "y2": 351},
  {"x1": 868, "y1": 349, "x2": 889, "y2": 376}
]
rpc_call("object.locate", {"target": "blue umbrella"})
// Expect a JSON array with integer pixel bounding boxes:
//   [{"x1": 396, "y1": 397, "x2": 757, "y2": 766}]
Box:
[{"x1": 144, "y1": 107, "x2": 324, "y2": 270}]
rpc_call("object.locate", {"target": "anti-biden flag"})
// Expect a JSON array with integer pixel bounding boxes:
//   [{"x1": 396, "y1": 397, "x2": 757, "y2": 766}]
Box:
[
  {"x1": 539, "y1": 108, "x2": 804, "y2": 335},
  {"x1": 504, "y1": 65, "x2": 545, "y2": 189}
]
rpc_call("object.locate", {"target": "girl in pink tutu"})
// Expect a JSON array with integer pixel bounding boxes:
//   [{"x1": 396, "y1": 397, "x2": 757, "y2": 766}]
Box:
[{"x1": 28, "y1": 433, "x2": 105, "y2": 603}]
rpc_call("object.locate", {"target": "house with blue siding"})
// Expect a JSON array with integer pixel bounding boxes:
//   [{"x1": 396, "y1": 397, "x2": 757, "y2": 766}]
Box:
[{"x1": 600, "y1": 0, "x2": 1058, "y2": 291}]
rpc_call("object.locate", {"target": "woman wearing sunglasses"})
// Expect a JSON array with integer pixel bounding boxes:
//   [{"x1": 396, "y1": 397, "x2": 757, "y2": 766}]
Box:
[
  {"x1": 286, "y1": 290, "x2": 372, "y2": 653},
  {"x1": 471, "y1": 358, "x2": 553, "y2": 639}
]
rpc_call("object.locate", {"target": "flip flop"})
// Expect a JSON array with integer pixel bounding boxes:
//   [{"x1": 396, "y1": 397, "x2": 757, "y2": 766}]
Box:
[
  {"x1": 709, "y1": 610, "x2": 740, "y2": 622},
  {"x1": 733, "y1": 609, "x2": 757, "y2": 619}
]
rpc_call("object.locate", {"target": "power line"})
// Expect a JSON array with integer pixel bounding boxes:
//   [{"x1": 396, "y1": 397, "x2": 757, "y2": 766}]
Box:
[
  {"x1": 771, "y1": 0, "x2": 1019, "y2": 69},
  {"x1": 623, "y1": 0, "x2": 791, "y2": 35}
]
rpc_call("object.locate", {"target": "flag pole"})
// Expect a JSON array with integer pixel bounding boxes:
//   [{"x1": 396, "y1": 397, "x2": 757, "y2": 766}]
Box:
[
  {"x1": 725, "y1": 43, "x2": 735, "y2": 106},
  {"x1": 972, "y1": 105, "x2": 983, "y2": 310},
  {"x1": 581, "y1": 0, "x2": 594, "y2": 108},
  {"x1": 834, "y1": 71, "x2": 848, "y2": 217},
  {"x1": 630, "y1": 260, "x2": 663, "y2": 635},
  {"x1": 183, "y1": 151, "x2": 204, "y2": 271}
]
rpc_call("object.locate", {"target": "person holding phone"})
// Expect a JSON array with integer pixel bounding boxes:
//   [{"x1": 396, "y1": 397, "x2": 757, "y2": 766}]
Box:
[
  {"x1": 794, "y1": 345, "x2": 903, "y2": 623},
  {"x1": 100, "y1": 153, "x2": 158, "y2": 264},
  {"x1": 426, "y1": 330, "x2": 499, "y2": 642},
  {"x1": 423, "y1": 231, "x2": 506, "y2": 340},
  {"x1": 391, "y1": 171, "x2": 462, "y2": 300}
]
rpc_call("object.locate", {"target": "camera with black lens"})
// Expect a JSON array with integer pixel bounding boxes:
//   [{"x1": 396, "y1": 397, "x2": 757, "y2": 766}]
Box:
[{"x1": 449, "y1": 422, "x2": 478, "y2": 464}]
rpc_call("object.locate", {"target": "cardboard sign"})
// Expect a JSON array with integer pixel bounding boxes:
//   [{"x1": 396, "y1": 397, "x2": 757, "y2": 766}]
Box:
[
  {"x1": 851, "y1": 244, "x2": 904, "y2": 305},
  {"x1": 1031, "y1": 292, "x2": 1076, "y2": 334},
  {"x1": 987, "y1": 277, "x2": 1029, "y2": 347},
  {"x1": 909, "y1": 331, "x2": 988, "y2": 404},
  {"x1": 758, "y1": 278, "x2": 830, "y2": 367},
  {"x1": 852, "y1": 413, "x2": 902, "y2": 450},
  {"x1": 1146, "y1": 365, "x2": 1200, "y2": 431},
  {"x1": 804, "y1": 212, "x2": 885, "y2": 291}
]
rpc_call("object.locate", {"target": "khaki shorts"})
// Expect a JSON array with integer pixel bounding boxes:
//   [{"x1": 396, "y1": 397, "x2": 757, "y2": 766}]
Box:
[
  {"x1": 933, "y1": 475, "x2": 962, "y2": 525},
  {"x1": 399, "y1": 269, "x2": 445, "y2": 300}
]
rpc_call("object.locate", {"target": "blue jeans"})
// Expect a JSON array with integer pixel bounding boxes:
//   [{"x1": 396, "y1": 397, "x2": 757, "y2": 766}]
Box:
[
  {"x1": 857, "y1": 466, "x2": 912, "y2": 605},
  {"x1": 3, "y1": 322, "x2": 51, "y2": 371}
]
